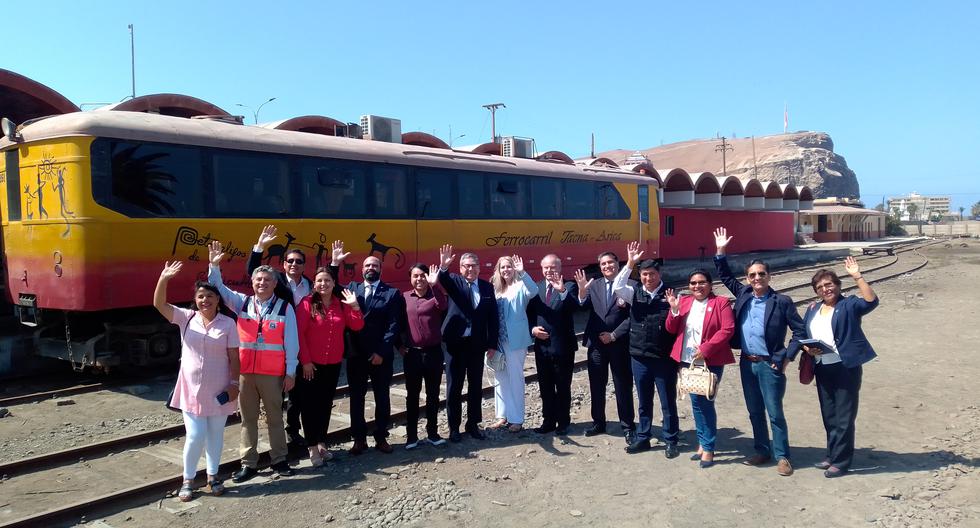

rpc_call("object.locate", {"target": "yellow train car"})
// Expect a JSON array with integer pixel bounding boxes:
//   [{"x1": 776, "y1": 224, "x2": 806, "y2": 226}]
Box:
[{"x1": 0, "y1": 111, "x2": 660, "y2": 368}]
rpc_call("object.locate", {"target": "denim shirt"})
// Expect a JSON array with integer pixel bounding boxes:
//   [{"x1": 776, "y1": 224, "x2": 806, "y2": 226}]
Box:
[{"x1": 740, "y1": 291, "x2": 770, "y2": 357}]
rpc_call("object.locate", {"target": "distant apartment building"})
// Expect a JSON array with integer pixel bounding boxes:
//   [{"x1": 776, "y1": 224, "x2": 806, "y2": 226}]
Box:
[{"x1": 887, "y1": 192, "x2": 950, "y2": 221}]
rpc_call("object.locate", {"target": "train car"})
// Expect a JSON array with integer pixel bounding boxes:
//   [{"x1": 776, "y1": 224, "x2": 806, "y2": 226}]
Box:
[{"x1": 0, "y1": 111, "x2": 660, "y2": 369}]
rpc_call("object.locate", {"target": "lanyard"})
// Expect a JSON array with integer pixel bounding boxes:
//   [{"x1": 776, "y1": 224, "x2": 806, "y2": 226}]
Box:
[{"x1": 254, "y1": 297, "x2": 276, "y2": 342}]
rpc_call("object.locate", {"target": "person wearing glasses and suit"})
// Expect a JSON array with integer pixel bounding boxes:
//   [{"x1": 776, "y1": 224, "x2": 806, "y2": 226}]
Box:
[{"x1": 713, "y1": 227, "x2": 806, "y2": 477}]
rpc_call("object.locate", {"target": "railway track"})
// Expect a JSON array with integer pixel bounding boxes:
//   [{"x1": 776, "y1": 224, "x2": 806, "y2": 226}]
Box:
[{"x1": 0, "y1": 241, "x2": 937, "y2": 528}]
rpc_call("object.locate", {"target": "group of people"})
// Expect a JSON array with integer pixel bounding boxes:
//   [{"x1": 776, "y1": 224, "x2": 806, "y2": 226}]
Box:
[{"x1": 157, "y1": 225, "x2": 879, "y2": 501}]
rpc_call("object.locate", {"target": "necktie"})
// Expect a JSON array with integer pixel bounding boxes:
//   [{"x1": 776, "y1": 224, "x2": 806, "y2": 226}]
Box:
[
  {"x1": 364, "y1": 283, "x2": 373, "y2": 300},
  {"x1": 546, "y1": 284, "x2": 554, "y2": 304},
  {"x1": 469, "y1": 281, "x2": 480, "y2": 308},
  {"x1": 606, "y1": 280, "x2": 613, "y2": 304}
]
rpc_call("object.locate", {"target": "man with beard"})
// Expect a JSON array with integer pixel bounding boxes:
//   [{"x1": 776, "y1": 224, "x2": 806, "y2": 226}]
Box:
[{"x1": 331, "y1": 243, "x2": 403, "y2": 454}]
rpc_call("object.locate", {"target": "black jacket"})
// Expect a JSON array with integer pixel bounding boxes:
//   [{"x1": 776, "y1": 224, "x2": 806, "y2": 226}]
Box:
[
  {"x1": 626, "y1": 285, "x2": 673, "y2": 360},
  {"x1": 527, "y1": 280, "x2": 579, "y2": 357},
  {"x1": 437, "y1": 270, "x2": 500, "y2": 353}
]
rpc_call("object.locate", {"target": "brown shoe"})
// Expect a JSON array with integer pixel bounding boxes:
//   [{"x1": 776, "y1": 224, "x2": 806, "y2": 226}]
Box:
[
  {"x1": 374, "y1": 439, "x2": 393, "y2": 454},
  {"x1": 743, "y1": 453, "x2": 772, "y2": 466},
  {"x1": 777, "y1": 458, "x2": 794, "y2": 476},
  {"x1": 349, "y1": 440, "x2": 369, "y2": 456}
]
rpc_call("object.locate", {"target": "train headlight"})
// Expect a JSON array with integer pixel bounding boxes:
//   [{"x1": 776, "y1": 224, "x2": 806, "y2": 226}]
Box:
[{"x1": 2, "y1": 117, "x2": 18, "y2": 140}]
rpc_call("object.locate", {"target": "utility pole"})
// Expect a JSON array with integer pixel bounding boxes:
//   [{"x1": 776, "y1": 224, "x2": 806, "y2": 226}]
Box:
[
  {"x1": 482, "y1": 103, "x2": 505, "y2": 143},
  {"x1": 715, "y1": 136, "x2": 734, "y2": 176},
  {"x1": 590, "y1": 132, "x2": 595, "y2": 158},
  {"x1": 751, "y1": 136, "x2": 758, "y2": 178},
  {"x1": 128, "y1": 24, "x2": 136, "y2": 99}
]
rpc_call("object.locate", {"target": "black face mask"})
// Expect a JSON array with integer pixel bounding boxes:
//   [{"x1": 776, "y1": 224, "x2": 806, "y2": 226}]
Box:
[{"x1": 363, "y1": 269, "x2": 380, "y2": 282}]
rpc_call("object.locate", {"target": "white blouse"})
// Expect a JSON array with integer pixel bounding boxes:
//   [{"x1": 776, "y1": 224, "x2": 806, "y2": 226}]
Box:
[
  {"x1": 680, "y1": 298, "x2": 709, "y2": 364},
  {"x1": 808, "y1": 306, "x2": 842, "y2": 365}
]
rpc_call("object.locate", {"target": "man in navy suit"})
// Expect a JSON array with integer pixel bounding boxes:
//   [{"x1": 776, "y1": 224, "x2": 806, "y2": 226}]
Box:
[
  {"x1": 332, "y1": 248, "x2": 403, "y2": 455},
  {"x1": 437, "y1": 244, "x2": 499, "y2": 442},
  {"x1": 713, "y1": 227, "x2": 806, "y2": 476},
  {"x1": 528, "y1": 254, "x2": 579, "y2": 435},
  {"x1": 575, "y1": 252, "x2": 636, "y2": 443}
]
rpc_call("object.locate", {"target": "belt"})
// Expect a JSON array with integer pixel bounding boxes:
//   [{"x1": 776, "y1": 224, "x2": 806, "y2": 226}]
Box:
[{"x1": 742, "y1": 354, "x2": 768, "y2": 362}]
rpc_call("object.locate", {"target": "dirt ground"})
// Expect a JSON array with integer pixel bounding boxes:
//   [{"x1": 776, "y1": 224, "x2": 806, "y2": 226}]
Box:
[{"x1": 5, "y1": 244, "x2": 979, "y2": 528}]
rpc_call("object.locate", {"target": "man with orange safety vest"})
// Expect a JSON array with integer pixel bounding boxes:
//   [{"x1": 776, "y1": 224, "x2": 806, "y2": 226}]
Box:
[{"x1": 208, "y1": 241, "x2": 299, "y2": 483}]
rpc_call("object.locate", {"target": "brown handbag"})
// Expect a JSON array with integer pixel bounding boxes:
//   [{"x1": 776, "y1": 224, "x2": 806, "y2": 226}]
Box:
[
  {"x1": 799, "y1": 353, "x2": 815, "y2": 385},
  {"x1": 678, "y1": 360, "x2": 719, "y2": 400}
]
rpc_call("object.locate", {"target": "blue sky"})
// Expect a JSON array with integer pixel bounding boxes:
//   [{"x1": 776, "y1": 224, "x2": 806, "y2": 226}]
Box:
[{"x1": 6, "y1": 1, "x2": 979, "y2": 211}]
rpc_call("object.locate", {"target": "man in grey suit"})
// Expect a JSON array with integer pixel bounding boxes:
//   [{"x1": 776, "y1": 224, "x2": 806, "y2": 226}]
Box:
[{"x1": 575, "y1": 252, "x2": 636, "y2": 443}]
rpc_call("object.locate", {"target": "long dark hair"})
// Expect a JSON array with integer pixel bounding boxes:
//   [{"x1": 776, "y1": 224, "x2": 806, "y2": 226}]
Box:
[
  {"x1": 193, "y1": 281, "x2": 236, "y2": 319},
  {"x1": 310, "y1": 267, "x2": 343, "y2": 319}
]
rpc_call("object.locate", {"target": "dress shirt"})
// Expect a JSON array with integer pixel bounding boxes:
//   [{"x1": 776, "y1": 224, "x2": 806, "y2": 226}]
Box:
[
  {"x1": 678, "y1": 298, "x2": 708, "y2": 363},
  {"x1": 364, "y1": 280, "x2": 378, "y2": 301},
  {"x1": 612, "y1": 265, "x2": 662, "y2": 303},
  {"x1": 286, "y1": 275, "x2": 310, "y2": 306},
  {"x1": 577, "y1": 278, "x2": 616, "y2": 306},
  {"x1": 403, "y1": 285, "x2": 447, "y2": 348},
  {"x1": 208, "y1": 264, "x2": 300, "y2": 375},
  {"x1": 740, "y1": 290, "x2": 771, "y2": 357},
  {"x1": 462, "y1": 280, "x2": 480, "y2": 336},
  {"x1": 808, "y1": 306, "x2": 842, "y2": 365}
]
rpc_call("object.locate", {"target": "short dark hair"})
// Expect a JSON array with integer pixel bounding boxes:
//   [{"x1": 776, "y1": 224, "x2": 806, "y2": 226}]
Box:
[
  {"x1": 410, "y1": 263, "x2": 430, "y2": 274},
  {"x1": 638, "y1": 259, "x2": 661, "y2": 272},
  {"x1": 689, "y1": 269, "x2": 713, "y2": 283},
  {"x1": 744, "y1": 259, "x2": 769, "y2": 274},
  {"x1": 597, "y1": 251, "x2": 618, "y2": 262},
  {"x1": 192, "y1": 281, "x2": 235, "y2": 318},
  {"x1": 285, "y1": 248, "x2": 306, "y2": 260},
  {"x1": 810, "y1": 269, "x2": 841, "y2": 292}
]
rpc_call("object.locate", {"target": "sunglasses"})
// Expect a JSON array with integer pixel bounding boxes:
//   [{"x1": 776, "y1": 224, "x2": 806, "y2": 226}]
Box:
[
  {"x1": 747, "y1": 271, "x2": 768, "y2": 278},
  {"x1": 285, "y1": 258, "x2": 305, "y2": 264}
]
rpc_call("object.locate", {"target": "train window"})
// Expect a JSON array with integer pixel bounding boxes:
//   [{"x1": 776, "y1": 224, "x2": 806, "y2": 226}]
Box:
[
  {"x1": 4, "y1": 149, "x2": 20, "y2": 221},
  {"x1": 457, "y1": 171, "x2": 486, "y2": 218},
  {"x1": 92, "y1": 140, "x2": 205, "y2": 218},
  {"x1": 531, "y1": 177, "x2": 562, "y2": 218},
  {"x1": 372, "y1": 166, "x2": 409, "y2": 217},
  {"x1": 416, "y1": 169, "x2": 452, "y2": 218},
  {"x1": 596, "y1": 183, "x2": 630, "y2": 219},
  {"x1": 213, "y1": 151, "x2": 290, "y2": 217},
  {"x1": 301, "y1": 159, "x2": 367, "y2": 217},
  {"x1": 664, "y1": 215, "x2": 675, "y2": 236},
  {"x1": 488, "y1": 174, "x2": 528, "y2": 218},
  {"x1": 564, "y1": 180, "x2": 594, "y2": 219},
  {"x1": 638, "y1": 184, "x2": 650, "y2": 223}
]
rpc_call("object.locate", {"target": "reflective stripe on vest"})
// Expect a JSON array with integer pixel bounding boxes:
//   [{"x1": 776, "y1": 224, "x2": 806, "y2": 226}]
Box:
[{"x1": 238, "y1": 296, "x2": 288, "y2": 376}]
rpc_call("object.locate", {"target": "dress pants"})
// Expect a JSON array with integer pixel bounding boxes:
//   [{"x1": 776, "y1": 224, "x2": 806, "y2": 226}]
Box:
[
  {"x1": 740, "y1": 357, "x2": 791, "y2": 460},
  {"x1": 444, "y1": 337, "x2": 485, "y2": 431},
  {"x1": 238, "y1": 373, "x2": 288, "y2": 467},
  {"x1": 815, "y1": 362, "x2": 863, "y2": 470},
  {"x1": 347, "y1": 353, "x2": 393, "y2": 442},
  {"x1": 284, "y1": 365, "x2": 302, "y2": 438},
  {"x1": 404, "y1": 345, "x2": 445, "y2": 441},
  {"x1": 631, "y1": 356, "x2": 679, "y2": 445},
  {"x1": 535, "y1": 351, "x2": 574, "y2": 429},
  {"x1": 587, "y1": 341, "x2": 635, "y2": 431},
  {"x1": 295, "y1": 362, "x2": 342, "y2": 446},
  {"x1": 493, "y1": 347, "x2": 528, "y2": 424}
]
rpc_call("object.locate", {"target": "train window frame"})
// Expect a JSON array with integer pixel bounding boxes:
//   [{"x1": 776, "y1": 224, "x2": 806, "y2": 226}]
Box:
[
  {"x1": 596, "y1": 182, "x2": 630, "y2": 219},
  {"x1": 4, "y1": 149, "x2": 21, "y2": 221},
  {"x1": 664, "y1": 214, "x2": 675, "y2": 236},
  {"x1": 487, "y1": 173, "x2": 528, "y2": 218},
  {"x1": 211, "y1": 149, "x2": 292, "y2": 218},
  {"x1": 530, "y1": 176, "x2": 563, "y2": 218},
  {"x1": 638, "y1": 184, "x2": 649, "y2": 224},
  {"x1": 415, "y1": 168, "x2": 454, "y2": 219},
  {"x1": 301, "y1": 158, "x2": 368, "y2": 218},
  {"x1": 563, "y1": 179, "x2": 595, "y2": 219},
  {"x1": 370, "y1": 165, "x2": 412, "y2": 218},
  {"x1": 457, "y1": 170, "x2": 487, "y2": 218}
]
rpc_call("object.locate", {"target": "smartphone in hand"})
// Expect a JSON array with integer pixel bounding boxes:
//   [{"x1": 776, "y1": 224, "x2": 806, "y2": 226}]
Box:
[{"x1": 216, "y1": 391, "x2": 231, "y2": 405}]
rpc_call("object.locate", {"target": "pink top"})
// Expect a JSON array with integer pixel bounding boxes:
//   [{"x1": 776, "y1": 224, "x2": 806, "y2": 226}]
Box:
[{"x1": 168, "y1": 307, "x2": 240, "y2": 416}]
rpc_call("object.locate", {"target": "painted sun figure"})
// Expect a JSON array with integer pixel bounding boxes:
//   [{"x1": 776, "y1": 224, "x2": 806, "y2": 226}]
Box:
[{"x1": 38, "y1": 153, "x2": 56, "y2": 181}]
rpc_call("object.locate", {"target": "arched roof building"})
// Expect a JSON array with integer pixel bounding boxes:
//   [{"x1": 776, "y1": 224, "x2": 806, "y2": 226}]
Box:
[{"x1": 0, "y1": 68, "x2": 79, "y2": 123}]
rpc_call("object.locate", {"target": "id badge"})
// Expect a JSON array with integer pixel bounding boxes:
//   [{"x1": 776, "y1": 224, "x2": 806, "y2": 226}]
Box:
[{"x1": 257, "y1": 335, "x2": 264, "y2": 344}]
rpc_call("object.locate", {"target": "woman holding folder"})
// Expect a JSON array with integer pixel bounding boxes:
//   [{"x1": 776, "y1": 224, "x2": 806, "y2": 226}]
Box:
[{"x1": 801, "y1": 256, "x2": 878, "y2": 478}]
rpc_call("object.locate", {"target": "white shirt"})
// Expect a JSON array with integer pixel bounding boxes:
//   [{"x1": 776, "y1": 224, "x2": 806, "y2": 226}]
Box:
[
  {"x1": 612, "y1": 265, "x2": 662, "y2": 303},
  {"x1": 286, "y1": 275, "x2": 310, "y2": 305},
  {"x1": 808, "y1": 306, "x2": 842, "y2": 365},
  {"x1": 679, "y1": 298, "x2": 708, "y2": 364}
]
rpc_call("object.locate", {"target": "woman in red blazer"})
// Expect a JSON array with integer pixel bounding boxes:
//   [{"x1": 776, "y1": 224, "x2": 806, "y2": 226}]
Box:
[{"x1": 665, "y1": 269, "x2": 735, "y2": 468}]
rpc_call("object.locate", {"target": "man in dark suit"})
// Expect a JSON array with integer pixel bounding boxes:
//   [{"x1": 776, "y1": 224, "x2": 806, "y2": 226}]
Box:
[
  {"x1": 332, "y1": 249, "x2": 403, "y2": 454},
  {"x1": 247, "y1": 225, "x2": 314, "y2": 447},
  {"x1": 437, "y1": 244, "x2": 499, "y2": 442},
  {"x1": 575, "y1": 252, "x2": 635, "y2": 443},
  {"x1": 528, "y1": 254, "x2": 579, "y2": 435},
  {"x1": 713, "y1": 227, "x2": 806, "y2": 476}
]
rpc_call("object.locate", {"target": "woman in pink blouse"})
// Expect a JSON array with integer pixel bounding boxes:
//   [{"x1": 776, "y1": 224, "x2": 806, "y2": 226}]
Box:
[
  {"x1": 295, "y1": 267, "x2": 364, "y2": 467},
  {"x1": 154, "y1": 261, "x2": 240, "y2": 502}
]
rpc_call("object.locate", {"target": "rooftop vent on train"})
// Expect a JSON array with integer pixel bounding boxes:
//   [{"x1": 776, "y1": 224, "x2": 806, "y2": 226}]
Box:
[
  {"x1": 501, "y1": 136, "x2": 534, "y2": 158},
  {"x1": 360, "y1": 115, "x2": 402, "y2": 143},
  {"x1": 190, "y1": 114, "x2": 245, "y2": 125}
]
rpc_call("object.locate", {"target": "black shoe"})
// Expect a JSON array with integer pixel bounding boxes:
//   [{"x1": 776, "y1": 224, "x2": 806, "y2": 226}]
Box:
[
  {"x1": 814, "y1": 459, "x2": 832, "y2": 470},
  {"x1": 699, "y1": 459, "x2": 715, "y2": 469},
  {"x1": 466, "y1": 426, "x2": 485, "y2": 440},
  {"x1": 449, "y1": 431, "x2": 463, "y2": 443},
  {"x1": 555, "y1": 425, "x2": 569, "y2": 436},
  {"x1": 286, "y1": 430, "x2": 306, "y2": 448},
  {"x1": 584, "y1": 424, "x2": 606, "y2": 437},
  {"x1": 624, "y1": 429, "x2": 636, "y2": 445},
  {"x1": 625, "y1": 439, "x2": 652, "y2": 454},
  {"x1": 824, "y1": 466, "x2": 847, "y2": 478},
  {"x1": 270, "y1": 461, "x2": 294, "y2": 477},
  {"x1": 533, "y1": 424, "x2": 556, "y2": 434},
  {"x1": 427, "y1": 433, "x2": 448, "y2": 446},
  {"x1": 664, "y1": 444, "x2": 680, "y2": 459},
  {"x1": 232, "y1": 466, "x2": 258, "y2": 483}
]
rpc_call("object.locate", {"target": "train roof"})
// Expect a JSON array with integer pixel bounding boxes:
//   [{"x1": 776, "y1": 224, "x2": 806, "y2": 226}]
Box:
[{"x1": 3, "y1": 111, "x2": 658, "y2": 187}]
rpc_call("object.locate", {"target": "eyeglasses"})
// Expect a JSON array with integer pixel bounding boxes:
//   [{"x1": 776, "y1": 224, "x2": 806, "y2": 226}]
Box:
[
  {"x1": 689, "y1": 280, "x2": 709, "y2": 286},
  {"x1": 285, "y1": 258, "x2": 305, "y2": 264},
  {"x1": 747, "y1": 271, "x2": 768, "y2": 278}
]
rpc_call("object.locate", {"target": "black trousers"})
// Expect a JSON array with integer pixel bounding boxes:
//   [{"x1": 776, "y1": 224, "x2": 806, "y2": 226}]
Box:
[
  {"x1": 405, "y1": 345, "x2": 444, "y2": 441},
  {"x1": 535, "y1": 351, "x2": 574, "y2": 429},
  {"x1": 815, "y1": 362, "x2": 863, "y2": 470},
  {"x1": 284, "y1": 366, "x2": 302, "y2": 436},
  {"x1": 587, "y1": 342, "x2": 635, "y2": 430},
  {"x1": 444, "y1": 338, "x2": 485, "y2": 431},
  {"x1": 632, "y1": 355, "x2": 679, "y2": 444},
  {"x1": 294, "y1": 362, "x2": 342, "y2": 446},
  {"x1": 347, "y1": 354, "x2": 393, "y2": 442}
]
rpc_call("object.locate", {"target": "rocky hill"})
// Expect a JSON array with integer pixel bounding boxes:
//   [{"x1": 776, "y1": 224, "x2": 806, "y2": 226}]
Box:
[{"x1": 598, "y1": 132, "x2": 859, "y2": 198}]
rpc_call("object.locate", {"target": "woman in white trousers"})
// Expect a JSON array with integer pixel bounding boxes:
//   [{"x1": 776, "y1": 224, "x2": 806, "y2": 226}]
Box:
[{"x1": 489, "y1": 255, "x2": 538, "y2": 432}]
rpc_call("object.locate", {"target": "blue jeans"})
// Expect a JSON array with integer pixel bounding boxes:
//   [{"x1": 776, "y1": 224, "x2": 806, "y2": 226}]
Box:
[
  {"x1": 631, "y1": 356, "x2": 679, "y2": 445},
  {"x1": 683, "y1": 363, "x2": 724, "y2": 452},
  {"x1": 739, "y1": 358, "x2": 790, "y2": 460}
]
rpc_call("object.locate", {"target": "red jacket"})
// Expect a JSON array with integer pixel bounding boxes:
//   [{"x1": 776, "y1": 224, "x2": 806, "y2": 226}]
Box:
[
  {"x1": 296, "y1": 295, "x2": 364, "y2": 365},
  {"x1": 665, "y1": 294, "x2": 736, "y2": 366}
]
